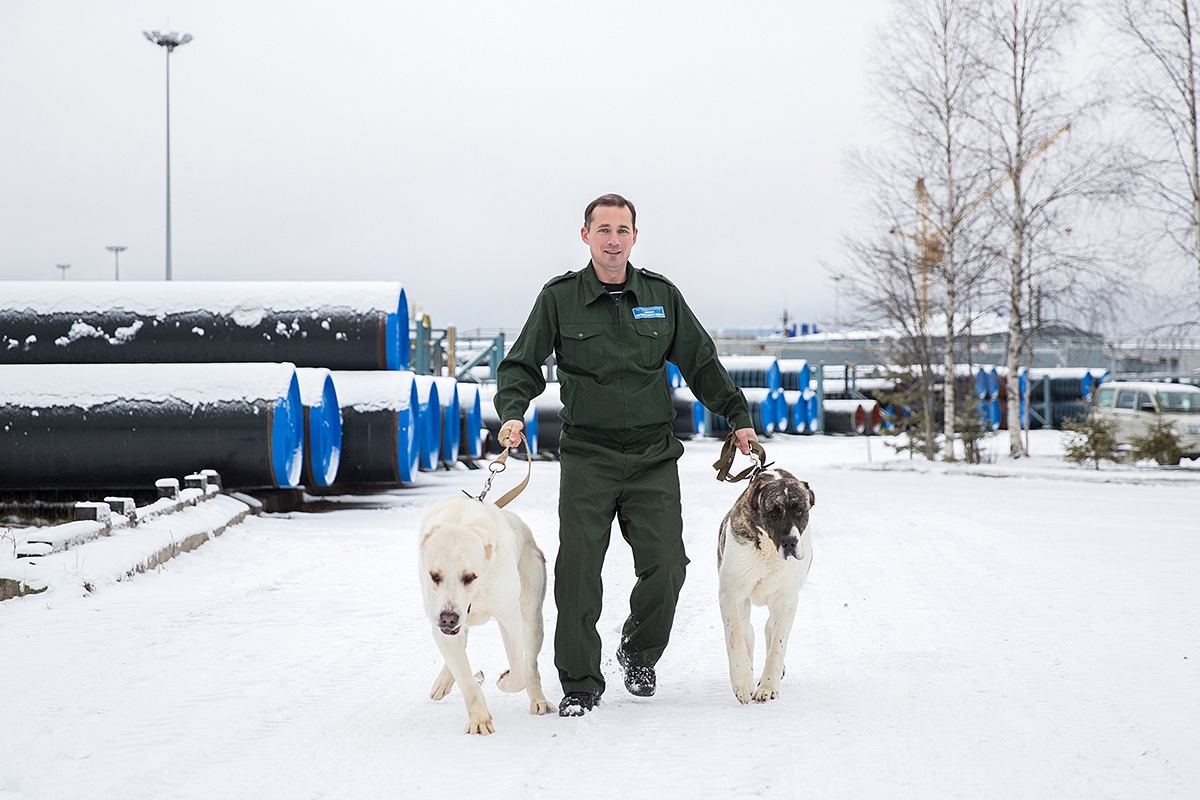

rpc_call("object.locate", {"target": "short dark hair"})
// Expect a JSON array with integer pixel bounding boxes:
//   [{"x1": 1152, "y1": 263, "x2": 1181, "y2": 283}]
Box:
[{"x1": 584, "y1": 193, "x2": 636, "y2": 230}]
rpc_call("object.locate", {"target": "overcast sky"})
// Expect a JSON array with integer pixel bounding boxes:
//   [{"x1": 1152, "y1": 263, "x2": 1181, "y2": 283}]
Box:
[{"x1": 1, "y1": 1, "x2": 892, "y2": 332}]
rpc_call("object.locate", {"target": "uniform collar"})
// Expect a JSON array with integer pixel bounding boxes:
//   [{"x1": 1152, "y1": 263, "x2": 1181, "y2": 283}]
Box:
[{"x1": 581, "y1": 261, "x2": 642, "y2": 305}]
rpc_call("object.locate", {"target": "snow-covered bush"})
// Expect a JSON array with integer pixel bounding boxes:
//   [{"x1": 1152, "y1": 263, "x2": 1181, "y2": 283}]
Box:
[{"x1": 1061, "y1": 414, "x2": 1122, "y2": 470}]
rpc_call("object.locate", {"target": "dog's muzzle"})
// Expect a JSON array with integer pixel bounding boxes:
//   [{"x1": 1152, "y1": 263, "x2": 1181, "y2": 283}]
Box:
[
  {"x1": 779, "y1": 536, "x2": 801, "y2": 561},
  {"x1": 438, "y1": 610, "x2": 461, "y2": 635}
]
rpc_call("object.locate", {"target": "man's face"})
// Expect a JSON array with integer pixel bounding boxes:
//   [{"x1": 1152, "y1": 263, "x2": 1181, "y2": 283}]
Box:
[{"x1": 582, "y1": 204, "x2": 637, "y2": 279}]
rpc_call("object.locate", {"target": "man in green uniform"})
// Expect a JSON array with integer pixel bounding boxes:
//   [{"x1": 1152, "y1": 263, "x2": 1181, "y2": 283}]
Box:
[{"x1": 495, "y1": 193, "x2": 756, "y2": 716}]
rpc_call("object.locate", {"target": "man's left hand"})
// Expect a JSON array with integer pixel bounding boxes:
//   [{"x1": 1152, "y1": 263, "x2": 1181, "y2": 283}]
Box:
[{"x1": 734, "y1": 427, "x2": 758, "y2": 456}]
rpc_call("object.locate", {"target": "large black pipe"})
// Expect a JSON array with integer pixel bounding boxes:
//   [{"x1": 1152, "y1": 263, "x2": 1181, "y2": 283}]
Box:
[
  {"x1": 329, "y1": 371, "x2": 419, "y2": 487},
  {"x1": 0, "y1": 363, "x2": 304, "y2": 491},
  {"x1": 1, "y1": 281, "x2": 410, "y2": 370}
]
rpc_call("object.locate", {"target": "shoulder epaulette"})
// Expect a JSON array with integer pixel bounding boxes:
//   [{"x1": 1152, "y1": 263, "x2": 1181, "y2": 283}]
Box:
[
  {"x1": 543, "y1": 270, "x2": 578, "y2": 289},
  {"x1": 637, "y1": 267, "x2": 676, "y2": 287}
]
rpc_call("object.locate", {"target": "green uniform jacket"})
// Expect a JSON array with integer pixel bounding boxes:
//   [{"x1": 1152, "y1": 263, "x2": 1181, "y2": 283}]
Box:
[{"x1": 495, "y1": 263, "x2": 752, "y2": 436}]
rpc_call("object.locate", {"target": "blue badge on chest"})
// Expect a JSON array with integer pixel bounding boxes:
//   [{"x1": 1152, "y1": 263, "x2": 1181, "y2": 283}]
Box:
[{"x1": 632, "y1": 306, "x2": 666, "y2": 320}]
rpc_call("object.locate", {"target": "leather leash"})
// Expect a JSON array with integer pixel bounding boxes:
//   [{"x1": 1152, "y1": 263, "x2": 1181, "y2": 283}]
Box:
[
  {"x1": 712, "y1": 432, "x2": 771, "y2": 483},
  {"x1": 464, "y1": 430, "x2": 533, "y2": 508}
]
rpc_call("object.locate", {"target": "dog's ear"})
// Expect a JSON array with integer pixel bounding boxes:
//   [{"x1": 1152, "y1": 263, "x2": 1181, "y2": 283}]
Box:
[
  {"x1": 420, "y1": 525, "x2": 441, "y2": 547},
  {"x1": 484, "y1": 543, "x2": 493, "y2": 561},
  {"x1": 800, "y1": 481, "x2": 816, "y2": 507}
]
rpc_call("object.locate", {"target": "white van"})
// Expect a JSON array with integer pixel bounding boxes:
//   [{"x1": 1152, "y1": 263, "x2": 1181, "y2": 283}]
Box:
[{"x1": 1090, "y1": 381, "x2": 1200, "y2": 464}]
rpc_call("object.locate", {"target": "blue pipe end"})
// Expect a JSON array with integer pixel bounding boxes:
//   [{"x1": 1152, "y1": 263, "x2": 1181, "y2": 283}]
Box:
[
  {"x1": 271, "y1": 370, "x2": 305, "y2": 488},
  {"x1": 307, "y1": 371, "x2": 342, "y2": 487},
  {"x1": 386, "y1": 288, "x2": 411, "y2": 371},
  {"x1": 440, "y1": 388, "x2": 461, "y2": 463},
  {"x1": 397, "y1": 373, "x2": 420, "y2": 484}
]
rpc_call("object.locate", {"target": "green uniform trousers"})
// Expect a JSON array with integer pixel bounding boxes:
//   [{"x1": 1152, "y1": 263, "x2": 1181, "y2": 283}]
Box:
[{"x1": 554, "y1": 428, "x2": 689, "y2": 696}]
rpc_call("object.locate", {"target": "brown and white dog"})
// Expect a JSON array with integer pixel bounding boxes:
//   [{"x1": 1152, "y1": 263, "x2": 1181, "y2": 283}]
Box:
[
  {"x1": 419, "y1": 496, "x2": 555, "y2": 734},
  {"x1": 717, "y1": 468, "x2": 815, "y2": 704}
]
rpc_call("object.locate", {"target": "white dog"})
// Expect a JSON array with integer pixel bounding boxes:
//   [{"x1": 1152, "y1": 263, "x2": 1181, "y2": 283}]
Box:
[
  {"x1": 717, "y1": 469, "x2": 815, "y2": 704},
  {"x1": 418, "y1": 496, "x2": 555, "y2": 734}
]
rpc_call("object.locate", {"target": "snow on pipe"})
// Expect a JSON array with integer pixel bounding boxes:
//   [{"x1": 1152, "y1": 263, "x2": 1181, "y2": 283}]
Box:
[
  {"x1": 719, "y1": 356, "x2": 782, "y2": 392},
  {"x1": 968, "y1": 367, "x2": 1001, "y2": 399},
  {"x1": 0, "y1": 281, "x2": 411, "y2": 371},
  {"x1": 0, "y1": 362, "x2": 303, "y2": 490},
  {"x1": 329, "y1": 370, "x2": 419, "y2": 486},
  {"x1": 782, "y1": 390, "x2": 808, "y2": 435},
  {"x1": 295, "y1": 368, "x2": 342, "y2": 488},
  {"x1": 823, "y1": 399, "x2": 867, "y2": 435},
  {"x1": 777, "y1": 359, "x2": 812, "y2": 392},
  {"x1": 455, "y1": 383, "x2": 484, "y2": 459},
  {"x1": 865, "y1": 401, "x2": 883, "y2": 435},
  {"x1": 1021, "y1": 367, "x2": 1105, "y2": 402},
  {"x1": 431, "y1": 377, "x2": 462, "y2": 464},
  {"x1": 411, "y1": 376, "x2": 443, "y2": 471},
  {"x1": 477, "y1": 383, "x2": 539, "y2": 456}
]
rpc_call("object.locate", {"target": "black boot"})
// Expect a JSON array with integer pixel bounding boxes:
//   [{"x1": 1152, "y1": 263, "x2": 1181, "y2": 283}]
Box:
[
  {"x1": 617, "y1": 649, "x2": 656, "y2": 697},
  {"x1": 558, "y1": 691, "x2": 600, "y2": 717}
]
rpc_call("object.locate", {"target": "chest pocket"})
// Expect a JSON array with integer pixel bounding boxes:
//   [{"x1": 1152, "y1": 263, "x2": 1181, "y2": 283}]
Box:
[
  {"x1": 558, "y1": 323, "x2": 605, "y2": 373},
  {"x1": 632, "y1": 320, "x2": 671, "y2": 367}
]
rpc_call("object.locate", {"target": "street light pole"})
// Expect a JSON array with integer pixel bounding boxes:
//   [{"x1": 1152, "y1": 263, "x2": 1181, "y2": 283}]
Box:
[
  {"x1": 106, "y1": 245, "x2": 127, "y2": 280},
  {"x1": 143, "y1": 29, "x2": 192, "y2": 281},
  {"x1": 56, "y1": 263, "x2": 70, "y2": 281}
]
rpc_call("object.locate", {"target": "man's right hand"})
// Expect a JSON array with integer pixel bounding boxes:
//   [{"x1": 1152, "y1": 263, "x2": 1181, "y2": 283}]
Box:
[{"x1": 499, "y1": 419, "x2": 524, "y2": 448}]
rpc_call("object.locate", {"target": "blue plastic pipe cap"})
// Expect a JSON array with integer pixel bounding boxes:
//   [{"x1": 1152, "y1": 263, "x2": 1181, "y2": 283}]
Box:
[{"x1": 271, "y1": 369, "x2": 305, "y2": 488}]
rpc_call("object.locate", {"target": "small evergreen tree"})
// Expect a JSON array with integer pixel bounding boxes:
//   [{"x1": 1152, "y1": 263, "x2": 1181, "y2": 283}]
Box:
[
  {"x1": 956, "y1": 401, "x2": 994, "y2": 465},
  {"x1": 1130, "y1": 416, "x2": 1183, "y2": 466},
  {"x1": 1061, "y1": 413, "x2": 1122, "y2": 470}
]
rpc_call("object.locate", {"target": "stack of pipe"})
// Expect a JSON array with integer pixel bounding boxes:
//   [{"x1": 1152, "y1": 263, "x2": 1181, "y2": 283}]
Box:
[
  {"x1": 0, "y1": 281, "x2": 411, "y2": 370},
  {"x1": 0, "y1": 362, "x2": 304, "y2": 490},
  {"x1": 411, "y1": 376, "x2": 443, "y2": 471},
  {"x1": 295, "y1": 368, "x2": 342, "y2": 489},
  {"x1": 1019, "y1": 367, "x2": 1105, "y2": 430},
  {"x1": 717, "y1": 356, "x2": 783, "y2": 436},
  {"x1": 0, "y1": 281, "x2": 413, "y2": 492},
  {"x1": 456, "y1": 383, "x2": 484, "y2": 459},
  {"x1": 823, "y1": 398, "x2": 869, "y2": 435},
  {"x1": 329, "y1": 371, "x2": 419, "y2": 486},
  {"x1": 431, "y1": 376, "x2": 462, "y2": 465},
  {"x1": 973, "y1": 366, "x2": 1002, "y2": 431}
]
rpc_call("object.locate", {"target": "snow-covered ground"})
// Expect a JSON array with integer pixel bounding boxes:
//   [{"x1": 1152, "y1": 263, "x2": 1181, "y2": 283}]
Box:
[{"x1": 2, "y1": 431, "x2": 1197, "y2": 799}]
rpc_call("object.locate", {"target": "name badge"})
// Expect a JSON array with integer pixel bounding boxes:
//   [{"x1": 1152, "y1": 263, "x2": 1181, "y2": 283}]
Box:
[{"x1": 632, "y1": 306, "x2": 666, "y2": 320}]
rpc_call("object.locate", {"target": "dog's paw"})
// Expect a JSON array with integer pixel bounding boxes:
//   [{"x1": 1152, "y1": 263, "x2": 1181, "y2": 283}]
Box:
[
  {"x1": 529, "y1": 698, "x2": 555, "y2": 715},
  {"x1": 430, "y1": 672, "x2": 454, "y2": 701},
  {"x1": 497, "y1": 669, "x2": 527, "y2": 693},
  {"x1": 752, "y1": 682, "x2": 780, "y2": 702},
  {"x1": 732, "y1": 684, "x2": 753, "y2": 705},
  {"x1": 464, "y1": 714, "x2": 495, "y2": 735}
]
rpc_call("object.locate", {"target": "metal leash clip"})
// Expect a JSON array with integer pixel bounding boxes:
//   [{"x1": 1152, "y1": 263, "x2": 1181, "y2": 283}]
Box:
[
  {"x1": 464, "y1": 457, "x2": 508, "y2": 503},
  {"x1": 465, "y1": 430, "x2": 532, "y2": 508}
]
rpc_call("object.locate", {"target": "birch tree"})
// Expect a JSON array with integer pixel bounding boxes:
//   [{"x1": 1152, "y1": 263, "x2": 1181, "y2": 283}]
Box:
[
  {"x1": 980, "y1": 0, "x2": 1083, "y2": 458},
  {"x1": 1107, "y1": 0, "x2": 1200, "y2": 319},
  {"x1": 849, "y1": 0, "x2": 993, "y2": 459},
  {"x1": 879, "y1": 0, "x2": 997, "y2": 459}
]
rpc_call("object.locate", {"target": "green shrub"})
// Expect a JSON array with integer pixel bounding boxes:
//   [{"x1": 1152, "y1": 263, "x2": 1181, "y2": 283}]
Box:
[
  {"x1": 1061, "y1": 413, "x2": 1123, "y2": 470},
  {"x1": 1129, "y1": 415, "x2": 1183, "y2": 466}
]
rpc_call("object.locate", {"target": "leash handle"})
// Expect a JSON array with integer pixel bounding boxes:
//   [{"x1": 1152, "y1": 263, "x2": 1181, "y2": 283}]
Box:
[
  {"x1": 712, "y1": 432, "x2": 770, "y2": 483},
  {"x1": 464, "y1": 431, "x2": 533, "y2": 507}
]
